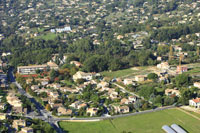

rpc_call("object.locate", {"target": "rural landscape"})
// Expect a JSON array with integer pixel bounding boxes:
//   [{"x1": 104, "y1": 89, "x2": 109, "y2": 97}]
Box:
[{"x1": 1, "y1": 0, "x2": 200, "y2": 133}]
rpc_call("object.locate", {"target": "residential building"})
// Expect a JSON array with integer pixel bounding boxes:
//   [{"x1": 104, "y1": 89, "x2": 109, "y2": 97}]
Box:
[
  {"x1": 157, "y1": 62, "x2": 170, "y2": 70},
  {"x1": 47, "y1": 61, "x2": 59, "y2": 70},
  {"x1": 165, "y1": 89, "x2": 180, "y2": 97},
  {"x1": 194, "y1": 82, "x2": 200, "y2": 88},
  {"x1": 189, "y1": 98, "x2": 200, "y2": 109},
  {"x1": 19, "y1": 127, "x2": 33, "y2": 133},
  {"x1": 17, "y1": 62, "x2": 59, "y2": 74},
  {"x1": 41, "y1": 81, "x2": 49, "y2": 86},
  {"x1": 49, "y1": 91, "x2": 59, "y2": 99},
  {"x1": 59, "y1": 87, "x2": 78, "y2": 93},
  {"x1": 13, "y1": 119, "x2": 26, "y2": 130},
  {"x1": 108, "y1": 90, "x2": 119, "y2": 99},
  {"x1": 135, "y1": 75, "x2": 147, "y2": 82},
  {"x1": 17, "y1": 65, "x2": 47, "y2": 74},
  {"x1": 73, "y1": 71, "x2": 93, "y2": 81},
  {"x1": 77, "y1": 103, "x2": 87, "y2": 109},
  {"x1": 123, "y1": 78, "x2": 136, "y2": 85},
  {"x1": 70, "y1": 61, "x2": 82, "y2": 67},
  {"x1": 69, "y1": 101, "x2": 82, "y2": 109},
  {"x1": 0, "y1": 103, "x2": 6, "y2": 110},
  {"x1": 57, "y1": 107, "x2": 72, "y2": 116},
  {"x1": 117, "y1": 35, "x2": 124, "y2": 40},
  {"x1": 97, "y1": 81, "x2": 109, "y2": 88},
  {"x1": 0, "y1": 113, "x2": 6, "y2": 120},
  {"x1": 47, "y1": 83, "x2": 61, "y2": 89},
  {"x1": 176, "y1": 66, "x2": 188, "y2": 74},
  {"x1": 119, "y1": 106, "x2": 130, "y2": 113},
  {"x1": 128, "y1": 96, "x2": 137, "y2": 102},
  {"x1": 113, "y1": 105, "x2": 129, "y2": 114},
  {"x1": 6, "y1": 93, "x2": 22, "y2": 107},
  {"x1": 120, "y1": 98, "x2": 132, "y2": 105},
  {"x1": 31, "y1": 85, "x2": 39, "y2": 91},
  {"x1": 86, "y1": 108, "x2": 98, "y2": 116}
]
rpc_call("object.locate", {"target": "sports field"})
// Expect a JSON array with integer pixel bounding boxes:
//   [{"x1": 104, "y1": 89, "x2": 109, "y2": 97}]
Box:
[{"x1": 59, "y1": 108, "x2": 200, "y2": 133}]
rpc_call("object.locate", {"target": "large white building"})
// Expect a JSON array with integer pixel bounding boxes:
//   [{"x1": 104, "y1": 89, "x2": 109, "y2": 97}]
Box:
[
  {"x1": 17, "y1": 65, "x2": 47, "y2": 74},
  {"x1": 17, "y1": 61, "x2": 58, "y2": 74}
]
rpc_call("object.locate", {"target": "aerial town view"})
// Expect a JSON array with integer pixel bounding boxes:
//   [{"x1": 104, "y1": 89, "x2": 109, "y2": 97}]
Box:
[{"x1": 1, "y1": 0, "x2": 200, "y2": 133}]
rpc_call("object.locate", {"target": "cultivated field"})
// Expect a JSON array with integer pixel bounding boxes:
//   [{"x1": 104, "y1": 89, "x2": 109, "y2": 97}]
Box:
[
  {"x1": 101, "y1": 66, "x2": 156, "y2": 79},
  {"x1": 59, "y1": 108, "x2": 200, "y2": 133},
  {"x1": 101, "y1": 63, "x2": 200, "y2": 79}
]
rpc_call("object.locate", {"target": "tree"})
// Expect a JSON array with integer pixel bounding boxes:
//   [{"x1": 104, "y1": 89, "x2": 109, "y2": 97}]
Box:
[
  {"x1": 82, "y1": 55, "x2": 108, "y2": 72},
  {"x1": 50, "y1": 69, "x2": 59, "y2": 80},
  {"x1": 179, "y1": 88, "x2": 194, "y2": 105},
  {"x1": 76, "y1": 78, "x2": 86, "y2": 84},
  {"x1": 164, "y1": 96, "x2": 174, "y2": 105},
  {"x1": 10, "y1": 83, "x2": 18, "y2": 90},
  {"x1": 147, "y1": 73, "x2": 158, "y2": 80},
  {"x1": 134, "y1": 100, "x2": 142, "y2": 110},
  {"x1": 35, "y1": 69, "x2": 41, "y2": 74},
  {"x1": 157, "y1": 45, "x2": 169, "y2": 56},
  {"x1": 139, "y1": 85, "x2": 157, "y2": 99},
  {"x1": 175, "y1": 74, "x2": 189, "y2": 87},
  {"x1": 155, "y1": 95, "x2": 163, "y2": 105}
]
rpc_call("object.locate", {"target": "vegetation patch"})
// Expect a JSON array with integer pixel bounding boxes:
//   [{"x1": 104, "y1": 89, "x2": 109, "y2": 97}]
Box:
[{"x1": 59, "y1": 108, "x2": 200, "y2": 133}]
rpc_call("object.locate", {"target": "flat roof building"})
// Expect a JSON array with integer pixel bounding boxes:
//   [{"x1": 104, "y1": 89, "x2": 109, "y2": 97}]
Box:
[
  {"x1": 17, "y1": 61, "x2": 59, "y2": 74},
  {"x1": 17, "y1": 65, "x2": 47, "y2": 74},
  {"x1": 162, "y1": 125, "x2": 176, "y2": 133},
  {"x1": 171, "y1": 124, "x2": 186, "y2": 133}
]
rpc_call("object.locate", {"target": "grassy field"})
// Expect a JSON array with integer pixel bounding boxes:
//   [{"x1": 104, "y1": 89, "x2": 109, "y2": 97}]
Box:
[
  {"x1": 101, "y1": 68, "x2": 136, "y2": 79},
  {"x1": 185, "y1": 67, "x2": 200, "y2": 75},
  {"x1": 100, "y1": 66, "x2": 155, "y2": 79},
  {"x1": 59, "y1": 108, "x2": 200, "y2": 133},
  {"x1": 36, "y1": 32, "x2": 57, "y2": 40},
  {"x1": 183, "y1": 109, "x2": 200, "y2": 118}
]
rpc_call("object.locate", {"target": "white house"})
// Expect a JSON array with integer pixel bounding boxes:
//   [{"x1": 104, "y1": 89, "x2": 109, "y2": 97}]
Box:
[
  {"x1": 73, "y1": 71, "x2": 93, "y2": 81},
  {"x1": 194, "y1": 82, "x2": 200, "y2": 89},
  {"x1": 157, "y1": 62, "x2": 170, "y2": 70},
  {"x1": 31, "y1": 85, "x2": 39, "y2": 91},
  {"x1": 123, "y1": 78, "x2": 136, "y2": 85},
  {"x1": 189, "y1": 98, "x2": 200, "y2": 109}
]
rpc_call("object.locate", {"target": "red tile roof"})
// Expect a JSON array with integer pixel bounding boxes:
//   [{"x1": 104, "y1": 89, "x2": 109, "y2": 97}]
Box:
[{"x1": 192, "y1": 98, "x2": 200, "y2": 103}]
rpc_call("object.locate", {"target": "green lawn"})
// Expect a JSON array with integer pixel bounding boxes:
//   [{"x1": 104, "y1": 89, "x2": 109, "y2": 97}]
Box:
[
  {"x1": 185, "y1": 67, "x2": 200, "y2": 75},
  {"x1": 183, "y1": 109, "x2": 200, "y2": 118},
  {"x1": 101, "y1": 68, "x2": 136, "y2": 79},
  {"x1": 59, "y1": 108, "x2": 200, "y2": 133},
  {"x1": 36, "y1": 33, "x2": 57, "y2": 40}
]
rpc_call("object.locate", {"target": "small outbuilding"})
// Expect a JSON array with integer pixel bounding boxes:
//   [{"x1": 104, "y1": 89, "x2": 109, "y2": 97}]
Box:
[
  {"x1": 162, "y1": 125, "x2": 176, "y2": 133},
  {"x1": 171, "y1": 124, "x2": 186, "y2": 133}
]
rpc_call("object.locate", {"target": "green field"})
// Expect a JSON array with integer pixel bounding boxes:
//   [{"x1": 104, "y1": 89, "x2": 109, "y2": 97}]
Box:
[
  {"x1": 36, "y1": 32, "x2": 57, "y2": 40},
  {"x1": 185, "y1": 67, "x2": 200, "y2": 75},
  {"x1": 59, "y1": 108, "x2": 200, "y2": 133},
  {"x1": 101, "y1": 68, "x2": 136, "y2": 79}
]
